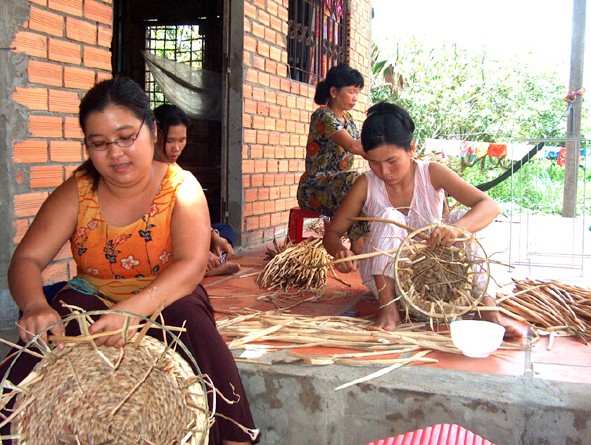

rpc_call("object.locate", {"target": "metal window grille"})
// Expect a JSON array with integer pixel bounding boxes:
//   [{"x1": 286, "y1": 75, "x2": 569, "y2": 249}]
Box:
[
  {"x1": 145, "y1": 25, "x2": 204, "y2": 107},
  {"x1": 287, "y1": 0, "x2": 349, "y2": 84}
]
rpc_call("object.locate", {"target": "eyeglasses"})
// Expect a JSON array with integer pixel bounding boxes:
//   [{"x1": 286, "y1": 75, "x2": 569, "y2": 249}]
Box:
[{"x1": 85, "y1": 116, "x2": 146, "y2": 151}]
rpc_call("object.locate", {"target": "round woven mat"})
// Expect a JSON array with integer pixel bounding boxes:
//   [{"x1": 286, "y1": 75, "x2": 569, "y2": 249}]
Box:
[
  {"x1": 9, "y1": 328, "x2": 209, "y2": 444},
  {"x1": 394, "y1": 223, "x2": 490, "y2": 321}
]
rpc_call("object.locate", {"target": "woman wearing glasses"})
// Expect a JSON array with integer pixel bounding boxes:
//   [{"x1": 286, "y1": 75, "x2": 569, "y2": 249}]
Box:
[{"x1": 4, "y1": 77, "x2": 258, "y2": 444}]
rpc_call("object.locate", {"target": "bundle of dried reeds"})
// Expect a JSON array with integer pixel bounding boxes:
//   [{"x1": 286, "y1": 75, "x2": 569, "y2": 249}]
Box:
[
  {"x1": 217, "y1": 312, "x2": 520, "y2": 359},
  {"x1": 498, "y1": 278, "x2": 591, "y2": 343},
  {"x1": 258, "y1": 238, "x2": 331, "y2": 290}
]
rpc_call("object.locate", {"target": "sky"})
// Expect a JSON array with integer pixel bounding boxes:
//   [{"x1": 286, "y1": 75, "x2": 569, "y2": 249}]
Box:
[{"x1": 371, "y1": 0, "x2": 586, "y2": 87}]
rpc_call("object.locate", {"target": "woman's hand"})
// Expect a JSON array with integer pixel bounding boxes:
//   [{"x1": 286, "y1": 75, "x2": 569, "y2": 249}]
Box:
[
  {"x1": 211, "y1": 234, "x2": 234, "y2": 259},
  {"x1": 428, "y1": 224, "x2": 463, "y2": 249},
  {"x1": 88, "y1": 300, "x2": 145, "y2": 348},
  {"x1": 18, "y1": 304, "x2": 65, "y2": 349},
  {"x1": 333, "y1": 248, "x2": 358, "y2": 273}
]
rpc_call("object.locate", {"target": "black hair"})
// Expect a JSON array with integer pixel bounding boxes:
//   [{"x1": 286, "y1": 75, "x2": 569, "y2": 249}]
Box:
[
  {"x1": 361, "y1": 102, "x2": 415, "y2": 152},
  {"x1": 153, "y1": 104, "x2": 191, "y2": 160},
  {"x1": 313, "y1": 64, "x2": 364, "y2": 105},
  {"x1": 75, "y1": 76, "x2": 155, "y2": 189}
]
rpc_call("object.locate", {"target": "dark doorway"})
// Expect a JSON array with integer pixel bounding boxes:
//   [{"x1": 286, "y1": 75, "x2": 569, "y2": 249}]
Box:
[{"x1": 112, "y1": 0, "x2": 225, "y2": 223}]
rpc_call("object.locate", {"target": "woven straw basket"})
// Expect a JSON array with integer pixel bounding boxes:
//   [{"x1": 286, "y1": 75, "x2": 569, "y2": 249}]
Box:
[
  {"x1": 394, "y1": 223, "x2": 490, "y2": 322},
  {"x1": 3, "y1": 311, "x2": 210, "y2": 445}
]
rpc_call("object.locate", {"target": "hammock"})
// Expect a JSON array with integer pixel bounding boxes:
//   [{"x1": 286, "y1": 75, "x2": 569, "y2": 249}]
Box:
[{"x1": 144, "y1": 51, "x2": 222, "y2": 121}]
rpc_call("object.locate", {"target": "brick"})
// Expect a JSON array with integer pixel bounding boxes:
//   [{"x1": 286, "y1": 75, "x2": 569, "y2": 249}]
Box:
[
  {"x1": 84, "y1": 0, "x2": 112, "y2": 25},
  {"x1": 14, "y1": 219, "x2": 30, "y2": 244},
  {"x1": 256, "y1": 41, "x2": 270, "y2": 58},
  {"x1": 251, "y1": 174, "x2": 264, "y2": 187},
  {"x1": 269, "y1": 46, "x2": 282, "y2": 62},
  {"x1": 254, "y1": 159, "x2": 266, "y2": 173},
  {"x1": 244, "y1": 188, "x2": 257, "y2": 203},
  {"x1": 13, "y1": 140, "x2": 49, "y2": 163},
  {"x1": 244, "y1": 35, "x2": 257, "y2": 53},
  {"x1": 12, "y1": 31, "x2": 47, "y2": 58},
  {"x1": 259, "y1": 72, "x2": 270, "y2": 87},
  {"x1": 49, "y1": 89, "x2": 80, "y2": 113},
  {"x1": 98, "y1": 25, "x2": 112, "y2": 48},
  {"x1": 49, "y1": 0, "x2": 83, "y2": 17},
  {"x1": 30, "y1": 165, "x2": 64, "y2": 188},
  {"x1": 29, "y1": 6, "x2": 64, "y2": 36},
  {"x1": 27, "y1": 60, "x2": 62, "y2": 87},
  {"x1": 256, "y1": 131, "x2": 269, "y2": 145},
  {"x1": 41, "y1": 261, "x2": 70, "y2": 285},
  {"x1": 251, "y1": 201, "x2": 264, "y2": 215},
  {"x1": 263, "y1": 174, "x2": 275, "y2": 187},
  {"x1": 14, "y1": 192, "x2": 49, "y2": 217},
  {"x1": 64, "y1": 116, "x2": 83, "y2": 138},
  {"x1": 264, "y1": 28, "x2": 276, "y2": 44},
  {"x1": 252, "y1": 22, "x2": 265, "y2": 39},
  {"x1": 29, "y1": 115, "x2": 62, "y2": 138},
  {"x1": 269, "y1": 15, "x2": 282, "y2": 32},
  {"x1": 250, "y1": 145, "x2": 263, "y2": 159},
  {"x1": 83, "y1": 46, "x2": 111, "y2": 70},
  {"x1": 64, "y1": 66, "x2": 95, "y2": 90},
  {"x1": 48, "y1": 38, "x2": 81, "y2": 64},
  {"x1": 245, "y1": 67, "x2": 258, "y2": 84},
  {"x1": 244, "y1": 2, "x2": 257, "y2": 20},
  {"x1": 49, "y1": 140, "x2": 83, "y2": 162},
  {"x1": 252, "y1": 54, "x2": 265, "y2": 71},
  {"x1": 251, "y1": 115, "x2": 265, "y2": 130},
  {"x1": 54, "y1": 242, "x2": 73, "y2": 261},
  {"x1": 243, "y1": 160, "x2": 255, "y2": 174},
  {"x1": 245, "y1": 216, "x2": 259, "y2": 231},
  {"x1": 31, "y1": 0, "x2": 47, "y2": 5},
  {"x1": 267, "y1": 0, "x2": 278, "y2": 17},
  {"x1": 13, "y1": 87, "x2": 48, "y2": 111},
  {"x1": 244, "y1": 98, "x2": 257, "y2": 115},
  {"x1": 66, "y1": 17, "x2": 97, "y2": 44},
  {"x1": 244, "y1": 129, "x2": 256, "y2": 144},
  {"x1": 96, "y1": 71, "x2": 112, "y2": 83},
  {"x1": 65, "y1": 164, "x2": 79, "y2": 178},
  {"x1": 259, "y1": 10, "x2": 270, "y2": 26}
]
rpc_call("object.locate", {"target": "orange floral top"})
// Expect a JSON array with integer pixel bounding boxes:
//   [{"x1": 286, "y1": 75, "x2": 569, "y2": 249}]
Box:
[{"x1": 70, "y1": 163, "x2": 189, "y2": 302}]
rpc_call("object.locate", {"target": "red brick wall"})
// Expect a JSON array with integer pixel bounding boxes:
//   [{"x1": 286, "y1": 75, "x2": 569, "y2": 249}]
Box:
[
  {"x1": 7, "y1": 0, "x2": 373, "y2": 279},
  {"x1": 10, "y1": 0, "x2": 113, "y2": 284},
  {"x1": 240, "y1": 0, "x2": 372, "y2": 247}
]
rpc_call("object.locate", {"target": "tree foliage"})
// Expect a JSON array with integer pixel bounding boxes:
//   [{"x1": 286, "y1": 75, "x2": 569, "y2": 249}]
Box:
[{"x1": 370, "y1": 39, "x2": 576, "y2": 152}]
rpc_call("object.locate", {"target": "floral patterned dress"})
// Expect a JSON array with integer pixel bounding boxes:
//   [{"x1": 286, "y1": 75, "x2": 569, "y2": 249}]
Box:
[
  {"x1": 296, "y1": 105, "x2": 369, "y2": 240},
  {"x1": 71, "y1": 163, "x2": 186, "y2": 301}
]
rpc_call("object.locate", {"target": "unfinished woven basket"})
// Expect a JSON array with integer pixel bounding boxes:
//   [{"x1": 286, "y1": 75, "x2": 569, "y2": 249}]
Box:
[
  {"x1": 394, "y1": 223, "x2": 490, "y2": 322},
  {"x1": 4, "y1": 311, "x2": 210, "y2": 445}
]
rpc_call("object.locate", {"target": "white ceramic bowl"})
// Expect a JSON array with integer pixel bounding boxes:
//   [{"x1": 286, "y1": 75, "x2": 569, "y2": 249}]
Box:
[{"x1": 450, "y1": 320, "x2": 505, "y2": 358}]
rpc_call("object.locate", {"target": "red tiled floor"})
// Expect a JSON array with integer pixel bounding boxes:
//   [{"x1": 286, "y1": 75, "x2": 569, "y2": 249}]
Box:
[{"x1": 209, "y1": 236, "x2": 591, "y2": 384}]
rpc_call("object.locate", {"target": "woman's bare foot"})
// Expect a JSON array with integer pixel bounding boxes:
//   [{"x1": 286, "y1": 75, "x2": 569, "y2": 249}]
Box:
[
  {"x1": 368, "y1": 302, "x2": 401, "y2": 332},
  {"x1": 478, "y1": 295, "x2": 525, "y2": 338},
  {"x1": 205, "y1": 261, "x2": 241, "y2": 277}
]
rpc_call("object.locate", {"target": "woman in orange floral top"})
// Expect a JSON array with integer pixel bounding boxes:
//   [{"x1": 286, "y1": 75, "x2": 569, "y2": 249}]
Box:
[
  {"x1": 296, "y1": 64, "x2": 370, "y2": 253},
  {"x1": 5, "y1": 77, "x2": 257, "y2": 445}
]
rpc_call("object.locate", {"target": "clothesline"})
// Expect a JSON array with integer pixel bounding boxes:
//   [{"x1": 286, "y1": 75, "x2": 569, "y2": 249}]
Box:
[{"x1": 424, "y1": 138, "x2": 585, "y2": 164}]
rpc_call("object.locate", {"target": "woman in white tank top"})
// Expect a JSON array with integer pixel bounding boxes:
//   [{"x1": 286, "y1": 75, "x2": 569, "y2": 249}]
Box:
[{"x1": 323, "y1": 102, "x2": 522, "y2": 337}]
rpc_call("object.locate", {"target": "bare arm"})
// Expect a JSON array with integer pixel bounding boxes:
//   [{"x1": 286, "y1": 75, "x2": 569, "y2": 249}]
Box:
[
  {"x1": 329, "y1": 129, "x2": 364, "y2": 157},
  {"x1": 323, "y1": 175, "x2": 368, "y2": 272},
  {"x1": 428, "y1": 162, "x2": 501, "y2": 246},
  {"x1": 8, "y1": 177, "x2": 79, "y2": 344}
]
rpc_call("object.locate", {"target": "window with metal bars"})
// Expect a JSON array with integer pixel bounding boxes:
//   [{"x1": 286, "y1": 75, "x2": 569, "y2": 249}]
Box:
[
  {"x1": 287, "y1": 0, "x2": 349, "y2": 84},
  {"x1": 145, "y1": 25, "x2": 204, "y2": 107}
]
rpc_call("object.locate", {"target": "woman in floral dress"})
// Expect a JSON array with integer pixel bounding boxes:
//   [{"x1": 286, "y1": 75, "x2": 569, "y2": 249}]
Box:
[{"x1": 296, "y1": 64, "x2": 369, "y2": 253}]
